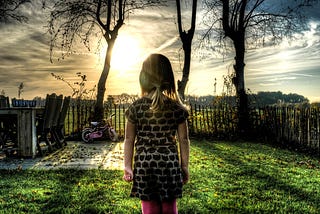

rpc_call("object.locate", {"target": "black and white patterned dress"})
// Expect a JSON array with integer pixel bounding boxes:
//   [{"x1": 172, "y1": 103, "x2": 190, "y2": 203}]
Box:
[{"x1": 125, "y1": 97, "x2": 189, "y2": 201}]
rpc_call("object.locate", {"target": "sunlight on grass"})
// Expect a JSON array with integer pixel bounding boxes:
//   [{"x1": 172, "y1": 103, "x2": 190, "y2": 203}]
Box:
[{"x1": 0, "y1": 140, "x2": 319, "y2": 213}]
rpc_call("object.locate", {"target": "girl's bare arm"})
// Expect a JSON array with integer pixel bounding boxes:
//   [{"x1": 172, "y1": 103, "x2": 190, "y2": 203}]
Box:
[
  {"x1": 123, "y1": 121, "x2": 136, "y2": 182},
  {"x1": 177, "y1": 120, "x2": 190, "y2": 184}
]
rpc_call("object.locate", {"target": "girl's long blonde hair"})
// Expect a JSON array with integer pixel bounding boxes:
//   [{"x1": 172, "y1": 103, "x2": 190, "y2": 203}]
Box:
[{"x1": 139, "y1": 54, "x2": 183, "y2": 110}]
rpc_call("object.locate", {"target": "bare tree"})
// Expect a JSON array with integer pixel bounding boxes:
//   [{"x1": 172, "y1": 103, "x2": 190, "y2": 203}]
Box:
[
  {"x1": 18, "y1": 82, "x2": 24, "y2": 98},
  {"x1": 176, "y1": 0, "x2": 197, "y2": 101},
  {"x1": 0, "y1": 0, "x2": 31, "y2": 23},
  {"x1": 202, "y1": 0, "x2": 318, "y2": 135},
  {"x1": 48, "y1": 0, "x2": 165, "y2": 121}
]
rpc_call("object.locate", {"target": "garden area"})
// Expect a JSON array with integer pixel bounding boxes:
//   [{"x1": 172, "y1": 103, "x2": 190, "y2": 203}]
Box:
[{"x1": 1, "y1": 139, "x2": 319, "y2": 213}]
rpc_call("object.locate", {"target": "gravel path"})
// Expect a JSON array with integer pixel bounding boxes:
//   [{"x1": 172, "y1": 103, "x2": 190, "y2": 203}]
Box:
[{"x1": 0, "y1": 141, "x2": 124, "y2": 170}]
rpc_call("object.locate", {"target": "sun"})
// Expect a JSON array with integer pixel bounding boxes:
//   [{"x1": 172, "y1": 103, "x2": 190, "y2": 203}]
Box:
[{"x1": 110, "y1": 34, "x2": 142, "y2": 74}]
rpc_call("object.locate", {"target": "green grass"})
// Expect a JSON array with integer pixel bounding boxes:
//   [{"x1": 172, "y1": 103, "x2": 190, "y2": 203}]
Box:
[{"x1": 0, "y1": 140, "x2": 319, "y2": 213}]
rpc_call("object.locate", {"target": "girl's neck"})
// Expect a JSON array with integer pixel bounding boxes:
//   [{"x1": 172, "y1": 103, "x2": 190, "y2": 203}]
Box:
[{"x1": 143, "y1": 90, "x2": 156, "y2": 99}]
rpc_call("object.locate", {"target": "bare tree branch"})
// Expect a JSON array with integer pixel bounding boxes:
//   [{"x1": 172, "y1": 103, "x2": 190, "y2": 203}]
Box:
[
  {"x1": 47, "y1": 0, "x2": 166, "y2": 121},
  {"x1": 0, "y1": 0, "x2": 31, "y2": 23},
  {"x1": 201, "y1": 0, "x2": 319, "y2": 135}
]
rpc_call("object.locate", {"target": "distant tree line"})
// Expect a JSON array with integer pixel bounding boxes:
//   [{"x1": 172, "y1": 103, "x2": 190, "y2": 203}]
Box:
[
  {"x1": 250, "y1": 91, "x2": 309, "y2": 107},
  {"x1": 185, "y1": 91, "x2": 309, "y2": 107}
]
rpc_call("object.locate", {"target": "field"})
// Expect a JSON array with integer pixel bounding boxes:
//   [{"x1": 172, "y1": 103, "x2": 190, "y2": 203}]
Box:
[{"x1": 0, "y1": 140, "x2": 319, "y2": 213}]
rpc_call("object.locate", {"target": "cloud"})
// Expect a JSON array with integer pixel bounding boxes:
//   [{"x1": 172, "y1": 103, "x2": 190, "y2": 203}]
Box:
[
  {"x1": 242, "y1": 18, "x2": 320, "y2": 102},
  {"x1": 0, "y1": 1, "x2": 320, "y2": 102},
  {"x1": 0, "y1": 54, "x2": 26, "y2": 63}
]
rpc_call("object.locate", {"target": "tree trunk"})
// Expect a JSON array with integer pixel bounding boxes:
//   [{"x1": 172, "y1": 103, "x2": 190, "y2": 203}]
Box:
[
  {"x1": 177, "y1": 35, "x2": 192, "y2": 101},
  {"x1": 176, "y1": 0, "x2": 196, "y2": 101},
  {"x1": 233, "y1": 33, "x2": 249, "y2": 136},
  {"x1": 93, "y1": 38, "x2": 115, "y2": 121}
]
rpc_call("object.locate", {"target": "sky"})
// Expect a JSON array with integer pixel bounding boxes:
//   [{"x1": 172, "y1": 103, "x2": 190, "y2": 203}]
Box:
[{"x1": 0, "y1": 0, "x2": 320, "y2": 103}]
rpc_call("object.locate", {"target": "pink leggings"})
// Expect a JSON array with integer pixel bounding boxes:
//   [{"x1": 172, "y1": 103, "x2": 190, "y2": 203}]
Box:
[{"x1": 141, "y1": 199, "x2": 178, "y2": 214}]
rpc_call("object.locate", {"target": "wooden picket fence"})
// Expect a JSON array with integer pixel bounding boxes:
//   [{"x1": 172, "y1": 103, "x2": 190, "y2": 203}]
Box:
[
  {"x1": 188, "y1": 104, "x2": 320, "y2": 153},
  {"x1": 188, "y1": 104, "x2": 238, "y2": 139},
  {"x1": 63, "y1": 100, "x2": 320, "y2": 153},
  {"x1": 250, "y1": 106, "x2": 320, "y2": 152},
  {"x1": 64, "y1": 100, "x2": 127, "y2": 139}
]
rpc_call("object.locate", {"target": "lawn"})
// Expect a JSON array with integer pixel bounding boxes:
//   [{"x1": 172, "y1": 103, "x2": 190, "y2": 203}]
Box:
[{"x1": 0, "y1": 140, "x2": 319, "y2": 213}]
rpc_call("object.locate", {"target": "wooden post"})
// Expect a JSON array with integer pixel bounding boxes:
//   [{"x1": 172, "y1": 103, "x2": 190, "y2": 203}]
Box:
[{"x1": 16, "y1": 109, "x2": 37, "y2": 158}]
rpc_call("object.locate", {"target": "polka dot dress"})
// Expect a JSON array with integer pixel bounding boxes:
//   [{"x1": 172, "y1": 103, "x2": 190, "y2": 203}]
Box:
[{"x1": 125, "y1": 97, "x2": 189, "y2": 201}]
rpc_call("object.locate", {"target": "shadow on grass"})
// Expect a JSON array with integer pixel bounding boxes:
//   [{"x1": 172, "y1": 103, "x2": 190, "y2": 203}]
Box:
[{"x1": 186, "y1": 140, "x2": 320, "y2": 213}]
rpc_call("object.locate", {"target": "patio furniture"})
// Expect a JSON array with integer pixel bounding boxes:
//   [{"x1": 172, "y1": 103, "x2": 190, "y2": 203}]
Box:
[
  {"x1": 52, "y1": 96, "x2": 71, "y2": 146},
  {"x1": 0, "y1": 93, "x2": 71, "y2": 158},
  {"x1": 36, "y1": 93, "x2": 58, "y2": 156},
  {"x1": 36, "y1": 94, "x2": 71, "y2": 156},
  {"x1": 50, "y1": 94, "x2": 63, "y2": 148},
  {"x1": 0, "y1": 96, "x2": 17, "y2": 156},
  {"x1": 0, "y1": 95, "x2": 9, "y2": 108},
  {"x1": 0, "y1": 107, "x2": 42, "y2": 158}
]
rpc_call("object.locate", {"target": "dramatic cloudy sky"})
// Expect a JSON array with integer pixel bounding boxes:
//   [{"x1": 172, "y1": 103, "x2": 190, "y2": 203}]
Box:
[{"x1": 0, "y1": 0, "x2": 319, "y2": 102}]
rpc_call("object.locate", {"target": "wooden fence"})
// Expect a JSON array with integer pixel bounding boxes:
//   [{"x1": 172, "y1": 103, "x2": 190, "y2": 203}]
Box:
[
  {"x1": 64, "y1": 100, "x2": 127, "y2": 139},
  {"x1": 64, "y1": 101, "x2": 320, "y2": 153},
  {"x1": 188, "y1": 104, "x2": 238, "y2": 139},
  {"x1": 188, "y1": 104, "x2": 320, "y2": 153},
  {"x1": 250, "y1": 107, "x2": 320, "y2": 152}
]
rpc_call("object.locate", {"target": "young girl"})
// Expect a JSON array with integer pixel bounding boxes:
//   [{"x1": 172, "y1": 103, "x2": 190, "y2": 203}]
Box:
[{"x1": 123, "y1": 54, "x2": 190, "y2": 214}]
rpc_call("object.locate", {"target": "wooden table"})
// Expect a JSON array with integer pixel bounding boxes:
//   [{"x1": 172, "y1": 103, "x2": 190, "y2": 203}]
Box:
[{"x1": 0, "y1": 107, "x2": 44, "y2": 158}]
